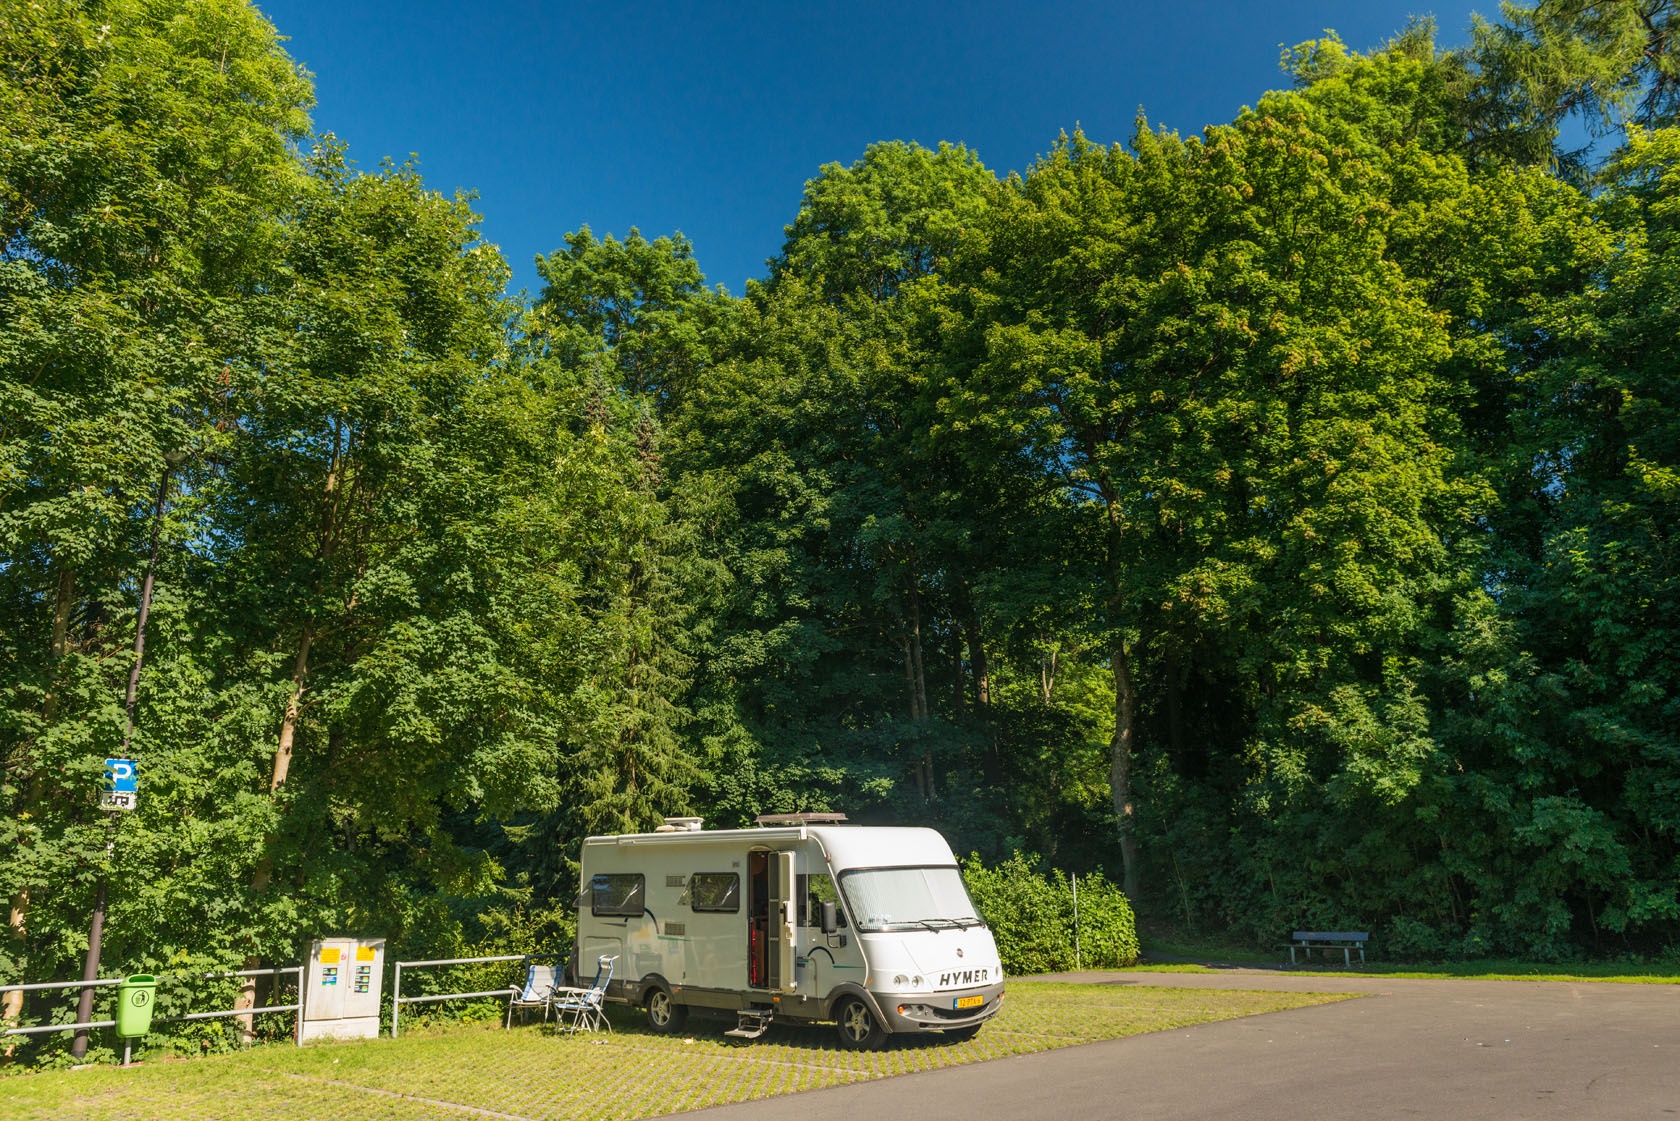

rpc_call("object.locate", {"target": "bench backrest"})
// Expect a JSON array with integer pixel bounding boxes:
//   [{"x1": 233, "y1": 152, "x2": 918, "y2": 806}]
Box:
[{"x1": 1292, "y1": 931, "x2": 1368, "y2": 942}]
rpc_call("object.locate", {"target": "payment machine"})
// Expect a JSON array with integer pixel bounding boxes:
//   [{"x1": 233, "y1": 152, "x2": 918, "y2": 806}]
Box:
[{"x1": 300, "y1": 937, "x2": 385, "y2": 1041}]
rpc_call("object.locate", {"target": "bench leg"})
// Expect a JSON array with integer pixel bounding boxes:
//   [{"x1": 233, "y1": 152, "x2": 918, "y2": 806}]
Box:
[{"x1": 1343, "y1": 946, "x2": 1351, "y2": 967}]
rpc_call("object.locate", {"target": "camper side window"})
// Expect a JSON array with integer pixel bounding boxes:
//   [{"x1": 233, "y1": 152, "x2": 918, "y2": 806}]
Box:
[
  {"x1": 689, "y1": 873, "x2": 739, "y2": 913},
  {"x1": 799, "y1": 873, "x2": 844, "y2": 927},
  {"x1": 591, "y1": 873, "x2": 645, "y2": 917}
]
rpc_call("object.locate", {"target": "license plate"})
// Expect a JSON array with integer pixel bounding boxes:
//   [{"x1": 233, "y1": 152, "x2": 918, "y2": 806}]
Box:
[{"x1": 952, "y1": 994, "x2": 984, "y2": 1010}]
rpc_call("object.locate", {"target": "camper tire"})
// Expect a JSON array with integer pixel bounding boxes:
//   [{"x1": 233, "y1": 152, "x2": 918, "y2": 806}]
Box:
[
  {"x1": 644, "y1": 983, "x2": 688, "y2": 1033},
  {"x1": 834, "y1": 997, "x2": 886, "y2": 1051}
]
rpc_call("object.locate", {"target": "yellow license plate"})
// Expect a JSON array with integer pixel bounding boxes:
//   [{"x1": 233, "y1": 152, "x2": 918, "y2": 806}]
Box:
[{"x1": 952, "y1": 994, "x2": 984, "y2": 1010}]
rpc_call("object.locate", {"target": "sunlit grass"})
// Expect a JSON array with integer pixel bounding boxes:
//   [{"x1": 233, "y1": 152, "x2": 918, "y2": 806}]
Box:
[
  {"x1": 0, "y1": 982, "x2": 1349, "y2": 1120},
  {"x1": 1349, "y1": 961, "x2": 1680, "y2": 983},
  {"x1": 1137, "y1": 929, "x2": 1680, "y2": 983}
]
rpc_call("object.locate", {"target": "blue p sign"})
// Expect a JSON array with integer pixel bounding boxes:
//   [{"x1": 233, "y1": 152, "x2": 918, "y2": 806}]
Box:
[{"x1": 104, "y1": 758, "x2": 138, "y2": 793}]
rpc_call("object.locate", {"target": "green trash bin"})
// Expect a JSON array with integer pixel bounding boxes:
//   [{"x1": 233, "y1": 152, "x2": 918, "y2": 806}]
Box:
[{"x1": 115, "y1": 975, "x2": 157, "y2": 1038}]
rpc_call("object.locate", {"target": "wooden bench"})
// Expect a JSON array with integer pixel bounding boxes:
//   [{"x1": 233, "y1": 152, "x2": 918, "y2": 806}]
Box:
[{"x1": 1287, "y1": 931, "x2": 1368, "y2": 966}]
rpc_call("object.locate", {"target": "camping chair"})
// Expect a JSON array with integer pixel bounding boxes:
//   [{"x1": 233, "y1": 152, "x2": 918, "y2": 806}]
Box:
[
  {"x1": 550, "y1": 955, "x2": 616, "y2": 1033},
  {"x1": 506, "y1": 962, "x2": 561, "y2": 1028}
]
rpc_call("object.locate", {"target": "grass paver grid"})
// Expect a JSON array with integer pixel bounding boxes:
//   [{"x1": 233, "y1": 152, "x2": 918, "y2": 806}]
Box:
[{"x1": 2, "y1": 982, "x2": 1350, "y2": 1120}]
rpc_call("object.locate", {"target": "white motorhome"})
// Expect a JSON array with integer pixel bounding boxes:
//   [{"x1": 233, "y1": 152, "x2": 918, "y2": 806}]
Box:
[{"x1": 573, "y1": 814, "x2": 1004, "y2": 1048}]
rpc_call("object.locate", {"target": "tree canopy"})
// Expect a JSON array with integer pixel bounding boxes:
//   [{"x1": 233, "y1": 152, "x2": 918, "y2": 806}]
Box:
[{"x1": 5, "y1": 1, "x2": 1680, "y2": 1062}]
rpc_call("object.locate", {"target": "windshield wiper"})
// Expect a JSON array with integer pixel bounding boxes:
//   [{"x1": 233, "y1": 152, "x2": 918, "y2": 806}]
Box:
[{"x1": 913, "y1": 918, "x2": 962, "y2": 931}]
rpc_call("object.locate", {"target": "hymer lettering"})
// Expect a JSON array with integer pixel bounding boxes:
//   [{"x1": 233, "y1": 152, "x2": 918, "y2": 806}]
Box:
[{"x1": 937, "y1": 968, "x2": 989, "y2": 987}]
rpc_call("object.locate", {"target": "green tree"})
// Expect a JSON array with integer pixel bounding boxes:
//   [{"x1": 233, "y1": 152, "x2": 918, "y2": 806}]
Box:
[
  {"x1": 1451, "y1": 1, "x2": 1680, "y2": 177},
  {"x1": 197, "y1": 150, "x2": 540, "y2": 1016},
  {"x1": 1448, "y1": 126, "x2": 1680, "y2": 954},
  {"x1": 666, "y1": 142, "x2": 1029, "y2": 849},
  {"x1": 945, "y1": 35, "x2": 1495, "y2": 903},
  {"x1": 0, "y1": 0, "x2": 310, "y2": 1041}
]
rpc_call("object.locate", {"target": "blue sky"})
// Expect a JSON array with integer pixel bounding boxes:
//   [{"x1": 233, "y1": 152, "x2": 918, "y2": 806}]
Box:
[{"x1": 256, "y1": 1, "x2": 1487, "y2": 298}]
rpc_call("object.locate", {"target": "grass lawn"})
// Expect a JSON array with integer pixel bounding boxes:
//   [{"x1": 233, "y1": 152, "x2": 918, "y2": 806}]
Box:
[
  {"x1": 1337, "y1": 961, "x2": 1680, "y2": 983},
  {"x1": 0, "y1": 982, "x2": 1348, "y2": 1120},
  {"x1": 1138, "y1": 931, "x2": 1680, "y2": 983}
]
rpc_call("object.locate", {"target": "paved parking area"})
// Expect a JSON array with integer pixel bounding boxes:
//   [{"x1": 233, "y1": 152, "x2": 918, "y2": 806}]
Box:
[
  {"x1": 0, "y1": 980, "x2": 1336, "y2": 1120},
  {"x1": 687, "y1": 970, "x2": 1680, "y2": 1120}
]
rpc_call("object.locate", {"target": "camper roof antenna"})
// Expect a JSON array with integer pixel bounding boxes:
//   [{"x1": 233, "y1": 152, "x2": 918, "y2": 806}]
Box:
[{"x1": 752, "y1": 812, "x2": 849, "y2": 826}]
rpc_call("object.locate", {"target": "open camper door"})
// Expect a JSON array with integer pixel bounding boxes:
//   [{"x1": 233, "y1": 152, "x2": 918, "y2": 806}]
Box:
[{"x1": 768, "y1": 851, "x2": 797, "y2": 992}]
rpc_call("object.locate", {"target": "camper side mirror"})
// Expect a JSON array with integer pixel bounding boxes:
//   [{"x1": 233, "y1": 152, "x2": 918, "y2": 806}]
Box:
[{"x1": 820, "y1": 901, "x2": 838, "y2": 934}]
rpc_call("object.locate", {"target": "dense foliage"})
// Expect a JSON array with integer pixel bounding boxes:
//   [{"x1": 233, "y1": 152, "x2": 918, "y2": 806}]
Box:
[
  {"x1": 962, "y1": 854, "x2": 1138, "y2": 974},
  {"x1": 4, "y1": 0, "x2": 1680, "y2": 1062}
]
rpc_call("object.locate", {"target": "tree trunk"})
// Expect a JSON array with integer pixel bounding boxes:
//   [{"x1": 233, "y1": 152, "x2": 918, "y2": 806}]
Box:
[
  {"x1": 1110, "y1": 634, "x2": 1140, "y2": 902},
  {"x1": 907, "y1": 582, "x2": 935, "y2": 799},
  {"x1": 238, "y1": 433, "x2": 348, "y2": 1041},
  {"x1": 119, "y1": 471, "x2": 170, "y2": 754},
  {"x1": 268, "y1": 630, "x2": 313, "y2": 795},
  {"x1": 69, "y1": 854, "x2": 109, "y2": 1060},
  {"x1": 907, "y1": 584, "x2": 928, "y2": 723},
  {"x1": 949, "y1": 636, "x2": 965, "y2": 717},
  {"x1": 1, "y1": 887, "x2": 26, "y2": 1052},
  {"x1": 49, "y1": 565, "x2": 74, "y2": 665},
  {"x1": 955, "y1": 588, "x2": 1001, "y2": 785},
  {"x1": 960, "y1": 590, "x2": 990, "y2": 708},
  {"x1": 1040, "y1": 648, "x2": 1058, "y2": 706},
  {"x1": 233, "y1": 628, "x2": 314, "y2": 1041},
  {"x1": 901, "y1": 634, "x2": 919, "y2": 723}
]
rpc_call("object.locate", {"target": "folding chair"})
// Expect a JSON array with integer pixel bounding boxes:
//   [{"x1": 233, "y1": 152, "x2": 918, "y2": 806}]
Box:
[
  {"x1": 550, "y1": 954, "x2": 615, "y2": 1033},
  {"x1": 506, "y1": 962, "x2": 561, "y2": 1028}
]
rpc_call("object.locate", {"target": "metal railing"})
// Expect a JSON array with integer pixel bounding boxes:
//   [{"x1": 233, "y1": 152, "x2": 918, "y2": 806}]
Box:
[
  {"x1": 390, "y1": 953, "x2": 561, "y2": 1038},
  {"x1": 1, "y1": 965, "x2": 304, "y2": 1043}
]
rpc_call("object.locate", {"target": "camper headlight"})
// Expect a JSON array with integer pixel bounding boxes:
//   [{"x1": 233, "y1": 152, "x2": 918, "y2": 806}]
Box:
[{"x1": 892, "y1": 974, "x2": 926, "y2": 989}]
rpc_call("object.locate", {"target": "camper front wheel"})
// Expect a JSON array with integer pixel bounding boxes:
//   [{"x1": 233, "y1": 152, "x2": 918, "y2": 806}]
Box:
[
  {"x1": 644, "y1": 984, "x2": 688, "y2": 1033},
  {"x1": 835, "y1": 997, "x2": 886, "y2": 1051}
]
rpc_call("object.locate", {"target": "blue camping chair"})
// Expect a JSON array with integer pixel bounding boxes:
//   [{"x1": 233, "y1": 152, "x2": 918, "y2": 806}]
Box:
[
  {"x1": 506, "y1": 962, "x2": 560, "y2": 1027},
  {"x1": 550, "y1": 955, "x2": 616, "y2": 1033}
]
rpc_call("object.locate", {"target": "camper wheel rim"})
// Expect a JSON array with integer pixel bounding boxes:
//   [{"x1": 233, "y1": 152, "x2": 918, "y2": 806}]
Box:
[
  {"x1": 837, "y1": 998, "x2": 884, "y2": 1049},
  {"x1": 645, "y1": 986, "x2": 686, "y2": 1032}
]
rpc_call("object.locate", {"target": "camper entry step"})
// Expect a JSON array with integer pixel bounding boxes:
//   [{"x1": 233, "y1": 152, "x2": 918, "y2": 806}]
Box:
[{"x1": 725, "y1": 1009, "x2": 775, "y2": 1040}]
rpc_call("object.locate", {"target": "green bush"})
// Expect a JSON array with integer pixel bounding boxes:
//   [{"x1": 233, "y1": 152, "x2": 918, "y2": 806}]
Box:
[{"x1": 960, "y1": 852, "x2": 1138, "y2": 975}]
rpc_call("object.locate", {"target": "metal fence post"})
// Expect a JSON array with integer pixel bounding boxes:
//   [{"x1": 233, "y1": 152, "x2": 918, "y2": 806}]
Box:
[
  {"x1": 1072, "y1": 872, "x2": 1082, "y2": 972},
  {"x1": 387, "y1": 953, "x2": 558, "y2": 1040}
]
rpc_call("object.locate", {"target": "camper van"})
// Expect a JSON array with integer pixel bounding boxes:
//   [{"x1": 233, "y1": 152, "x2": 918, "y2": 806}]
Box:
[{"x1": 573, "y1": 814, "x2": 1004, "y2": 1048}]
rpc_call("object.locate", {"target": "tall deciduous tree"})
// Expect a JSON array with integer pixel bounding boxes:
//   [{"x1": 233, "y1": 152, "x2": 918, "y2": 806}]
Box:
[
  {"x1": 945, "y1": 39, "x2": 1488, "y2": 896},
  {"x1": 0, "y1": 0, "x2": 310, "y2": 1035}
]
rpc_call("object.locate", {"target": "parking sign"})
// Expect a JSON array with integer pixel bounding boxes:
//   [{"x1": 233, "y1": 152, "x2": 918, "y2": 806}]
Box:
[{"x1": 102, "y1": 757, "x2": 138, "y2": 811}]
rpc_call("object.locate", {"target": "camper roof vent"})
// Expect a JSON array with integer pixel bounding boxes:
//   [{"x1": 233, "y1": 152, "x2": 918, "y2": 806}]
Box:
[
  {"x1": 655, "y1": 817, "x2": 704, "y2": 833},
  {"x1": 753, "y1": 812, "x2": 848, "y2": 826}
]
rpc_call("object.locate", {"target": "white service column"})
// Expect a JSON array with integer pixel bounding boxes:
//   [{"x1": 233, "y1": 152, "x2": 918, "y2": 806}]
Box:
[{"x1": 301, "y1": 937, "x2": 385, "y2": 1041}]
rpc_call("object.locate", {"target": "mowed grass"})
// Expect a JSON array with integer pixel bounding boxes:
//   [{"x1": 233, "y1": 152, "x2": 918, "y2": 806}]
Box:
[
  {"x1": 1343, "y1": 961, "x2": 1680, "y2": 983},
  {"x1": 1138, "y1": 932, "x2": 1680, "y2": 983},
  {"x1": 1, "y1": 982, "x2": 1349, "y2": 1120}
]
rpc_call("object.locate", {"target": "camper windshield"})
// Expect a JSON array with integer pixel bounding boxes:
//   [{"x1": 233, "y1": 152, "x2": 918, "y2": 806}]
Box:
[{"x1": 838, "y1": 866, "x2": 985, "y2": 933}]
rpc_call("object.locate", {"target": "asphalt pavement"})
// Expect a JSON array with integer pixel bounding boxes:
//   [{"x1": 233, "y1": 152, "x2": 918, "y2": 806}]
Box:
[{"x1": 683, "y1": 969, "x2": 1680, "y2": 1120}]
